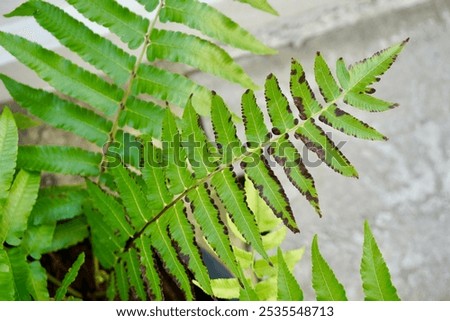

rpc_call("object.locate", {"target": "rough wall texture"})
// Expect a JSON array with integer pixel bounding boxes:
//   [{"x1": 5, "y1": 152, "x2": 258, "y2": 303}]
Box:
[{"x1": 192, "y1": 0, "x2": 450, "y2": 300}]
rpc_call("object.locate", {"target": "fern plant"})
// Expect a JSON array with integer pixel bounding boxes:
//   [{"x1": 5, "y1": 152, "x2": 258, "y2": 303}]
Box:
[{"x1": 0, "y1": 0, "x2": 407, "y2": 300}]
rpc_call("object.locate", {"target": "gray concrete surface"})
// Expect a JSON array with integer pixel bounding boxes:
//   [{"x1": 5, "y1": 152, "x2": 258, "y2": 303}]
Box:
[{"x1": 191, "y1": 0, "x2": 450, "y2": 300}]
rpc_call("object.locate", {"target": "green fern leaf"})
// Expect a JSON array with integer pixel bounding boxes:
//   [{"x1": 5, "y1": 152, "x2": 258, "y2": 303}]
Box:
[
  {"x1": 344, "y1": 92, "x2": 397, "y2": 112},
  {"x1": 121, "y1": 98, "x2": 165, "y2": 138},
  {"x1": 0, "y1": 32, "x2": 122, "y2": 116},
  {"x1": 148, "y1": 29, "x2": 257, "y2": 89},
  {"x1": 268, "y1": 136, "x2": 321, "y2": 216},
  {"x1": 315, "y1": 52, "x2": 341, "y2": 103},
  {"x1": 348, "y1": 39, "x2": 408, "y2": 92},
  {"x1": 311, "y1": 235, "x2": 348, "y2": 301},
  {"x1": 22, "y1": 224, "x2": 55, "y2": 259},
  {"x1": 237, "y1": 0, "x2": 279, "y2": 15},
  {"x1": 7, "y1": 0, "x2": 135, "y2": 84},
  {"x1": 85, "y1": 204, "x2": 121, "y2": 269},
  {"x1": 254, "y1": 248, "x2": 304, "y2": 279},
  {"x1": 0, "y1": 247, "x2": 15, "y2": 300},
  {"x1": 210, "y1": 278, "x2": 240, "y2": 299},
  {"x1": 6, "y1": 247, "x2": 31, "y2": 300},
  {"x1": 211, "y1": 93, "x2": 244, "y2": 163},
  {"x1": 168, "y1": 201, "x2": 212, "y2": 295},
  {"x1": 276, "y1": 248, "x2": 303, "y2": 301},
  {"x1": 160, "y1": 0, "x2": 276, "y2": 55},
  {"x1": 295, "y1": 120, "x2": 358, "y2": 177},
  {"x1": 149, "y1": 219, "x2": 194, "y2": 300},
  {"x1": 136, "y1": 0, "x2": 159, "y2": 12},
  {"x1": 135, "y1": 235, "x2": 163, "y2": 300},
  {"x1": 17, "y1": 145, "x2": 101, "y2": 176},
  {"x1": 28, "y1": 261, "x2": 49, "y2": 301},
  {"x1": 242, "y1": 89, "x2": 269, "y2": 146},
  {"x1": 86, "y1": 180, "x2": 134, "y2": 240},
  {"x1": 29, "y1": 186, "x2": 86, "y2": 225},
  {"x1": 265, "y1": 74, "x2": 296, "y2": 133},
  {"x1": 142, "y1": 144, "x2": 173, "y2": 211},
  {"x1": 134, "y1": 65, "x2": 212, "y2": 115},
  {"x1": 115, "y1": 259, "x2": 129, "y2": 300},
  {"x1": 319, "y1": 105, "x2": 387, "y2": 140},
  {"x1": 290, "y1": 58, "x2": 322, "y2": 120},
  {"x1": 188, "y1": 186, "x2": 240, "y2": 279},
  {"x1": 66, "y1": 0, "x2": 149, "y2": 49},
  {"x1": 242, "y1": 153, "x2": 298, "y2": 233},
  {"x1": 55, "y1": 252, "x2": 85, "y2": 300},
  {"x1": 162, "y1": 109, "x2": 193, "y2": 195},
  {"x1": 124, "y1": 248, "x2": 147, "y2": 300},
  {"x1": 0, "y1": 170, "x2": 40, "y2": 246},
  {"x1": 211, "y1": 168, "x2": 268, "y2": 260},
  {"x1": 47, "y1": 217, "x2": 89, "y2": 253},
  {"x1": 361, "y1": 221, "x2": 400, "y2": 301},
  {"x1": 0, "y1": 107, "x2": 18, "y2": 202},
  {"x1": 181, "y1": 99, "x2": 215, "y2": 178},
  {"x1": 0, "y1": 75, "x2": 111, "y2": 146},
  {"x1": 336, "y1": 57, "x2": 350, "y2": 90},
  {"x1": 109, "y1": 164, "x2": 150, "y2": 230}
]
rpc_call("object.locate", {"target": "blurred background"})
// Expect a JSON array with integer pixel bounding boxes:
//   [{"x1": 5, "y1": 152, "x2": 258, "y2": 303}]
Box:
[{"x1": 1, "y1": 0, "x2": 449, "y2": 300}]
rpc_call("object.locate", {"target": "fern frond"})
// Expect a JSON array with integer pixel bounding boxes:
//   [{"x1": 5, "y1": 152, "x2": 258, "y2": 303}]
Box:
[
  {"x1": 311, "y1": 235, "x2": 348, "y2": 301},
  {"x1": 276, "y1": 248, "x2": 303, "y2": 301},
  {"x1": 160, "y1": 0, "x2": 276, "y2": 55},
  {"x1": 66, "y1": 0, "x2": 149, "y2": 49},
  {"x1": 123, "y1": 249, "x2": 147, "y2": 300},
  {"x1": 0, "y1": 107, "x2": 18, "y2": 201},
  {"x1": 314, "y1": 53, "x2": 342, "y2": 102},
  {"x1": 6, "y1": 0, "x2": 135, "y2": 84},
  {"x1": 17, "y1": 146, "x2": 101, "y2": 176},
  {"x1": 0, "y1": 75, "x2": 111, "y2": 146},
  {"x1": 55, "y1": 252, "x2": 85, "y2": 300},
  {"x1": 0, "y1": 32, "x2": 122, "y2": 116},
  {"x1": 47, "y1": 217, "x2": 89, "y2": 253},
  {"x1": 361, "y1": 221, "x2": 400, "y2": 301},
  {"x1": 0, "y1": 248, "x2": 15, "y2": 300},
  {"x1": 27, "y1": 261, "x2": 49, "y2": 301},
  {"x1": 135, "y1": 235, "x2": 163, "y2": 300},
  {"x1": 0, "y1": 170, "x2": 40, "y2": 246},
  {"x1": 148, "y1": 29, "x2": 257, "y2": 89}
]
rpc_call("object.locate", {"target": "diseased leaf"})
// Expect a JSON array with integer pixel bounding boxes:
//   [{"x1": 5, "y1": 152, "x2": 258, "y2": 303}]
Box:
[
  {"x1": 319, "y1": 105, "x2": 387, "y2": 140},
  {"x1": 276, "y1": 248, "x2": 303, "y2": 301},
  {"x1": 17, "y1": 146, "x2": 101, "y2": 176},
  {"x1": 315, "y1": 52, "x2": 341, "y2": 103},
  {"x1": 148, "y1": 29, "x2": 257, "y2": 89},
  {"x1": 168, "y1": 202, "x2": 212, "y2": 295},
  {"x1": 211, "y1": 168, "x2": 268, "y2": 260},
  {"x1": 135, "y1": 235, "x2": 163, "y2": 300},
  {"x1": 268, "y1": 136, "x2": 321, "y2": 216},
  {"x1": 242, "y1": 89, "x2": 269, "y2": 146},
  {"x1": 211, "y1": 93, "x2": 244, "y2": 163},
  {"x1": 361, "y1": 221, "x2": 400, "y2": 301},
  {"x1": 66, "y1": 0, "x2": 149, "y2": 49},
  {"x1": 124, "y1": 249, "x2": 147, "y2": 300},
  {"x1": 0, "y1": 107, "x2": 18, "y2": 201},
  {"x1": 348, "y1": 39, "x2": 408, "y2": 93},
  {"x1": 265, "y1": 74, "x2": 296, "y2": 133},
  {"x1": 242, "y1": 153, "x2": 298, "y2": 233},
  {"x1": 290, "y1": 58, "x2": 322, "y2": 119},
  {"x1": 311, "y1": 235, "x2": 347, "y2": 301},
  {"x1": 160, "y1": 0, "x2": 276, "y2": 55},
  {"x1": 295, "y1": 119, "x2": 358, "y2": 177},
  {"x1": 344, "y1": 92, "x2": 397, "y2": 112}
]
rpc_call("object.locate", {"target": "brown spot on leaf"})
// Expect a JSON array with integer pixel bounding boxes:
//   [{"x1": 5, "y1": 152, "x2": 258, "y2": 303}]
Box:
[
  {"x1": 334, "y1": 108, "x2": 346, "y2": 117},
  {"x1": 272, "y1": 127, "x2": 281, "y2": 135}
]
